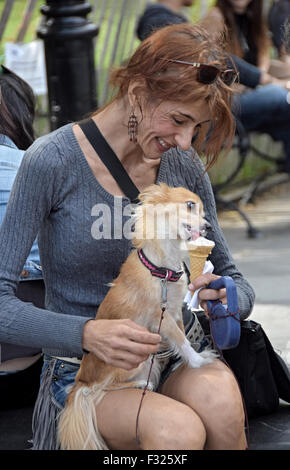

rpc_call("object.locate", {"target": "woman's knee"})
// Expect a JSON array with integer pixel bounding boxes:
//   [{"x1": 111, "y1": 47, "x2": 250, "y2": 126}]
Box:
[
  {"x1": 141, "y1": 401, "x2": 206, "y2": 450},
  {"x1": 209, "y1": 367, "x2": 245, "y2": 429}
]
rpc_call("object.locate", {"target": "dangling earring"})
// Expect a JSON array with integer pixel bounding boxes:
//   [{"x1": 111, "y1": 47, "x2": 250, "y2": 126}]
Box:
[{"x1": 128, "y1": 108, "x2": 138, "y2": 143}]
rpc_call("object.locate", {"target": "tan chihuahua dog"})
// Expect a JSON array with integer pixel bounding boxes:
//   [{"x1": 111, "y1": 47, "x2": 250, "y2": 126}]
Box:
[{"x1": 58, "y1": 183, "x2": 216, "y2": 450}]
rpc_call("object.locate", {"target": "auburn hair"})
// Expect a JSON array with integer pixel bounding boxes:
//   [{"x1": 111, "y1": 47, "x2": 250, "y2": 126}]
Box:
[{"x1": 109, "y1": 23, "x2": 235, "y2": 168}]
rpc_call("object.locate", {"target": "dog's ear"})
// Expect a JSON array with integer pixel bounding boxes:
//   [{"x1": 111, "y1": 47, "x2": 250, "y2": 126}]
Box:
[{"x1": 138, "y1": 183, "x2": 169, "y2": 204}]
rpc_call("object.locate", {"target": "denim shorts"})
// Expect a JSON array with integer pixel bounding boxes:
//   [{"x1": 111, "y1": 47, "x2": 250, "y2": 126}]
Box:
[
  {"x1": 41, "y1": 353, "x2": 170, "y2": 411},
  {"x1": 41, "y1": 355, "x2": 80, "y2": 409},
  {"x1": 41, "y1": 308, "x2": 212, "y2": 409},
  {"x1": 32, "y1": 355, "x2": 81, "y2": 449}
]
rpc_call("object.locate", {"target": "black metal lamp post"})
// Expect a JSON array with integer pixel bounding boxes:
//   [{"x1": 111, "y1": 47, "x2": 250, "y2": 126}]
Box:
[{"x1": 37, "y1": 0, "x2": 99, "y2": 130}]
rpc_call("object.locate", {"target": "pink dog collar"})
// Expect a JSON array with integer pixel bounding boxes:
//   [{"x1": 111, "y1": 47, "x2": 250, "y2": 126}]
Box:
[{"x1": 137, "y1": 249, "x2": 183, "y2": 282}]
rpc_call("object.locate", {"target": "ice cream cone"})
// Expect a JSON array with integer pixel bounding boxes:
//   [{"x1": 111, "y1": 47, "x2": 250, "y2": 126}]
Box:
[{"x1": 187, "y1": 237, "x2": 215, "y2": 284}]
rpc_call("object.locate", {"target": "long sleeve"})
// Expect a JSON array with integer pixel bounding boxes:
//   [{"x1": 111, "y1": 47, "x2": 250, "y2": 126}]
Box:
[
  {"x1": 0, "y1": 139, "x2": 42, "y2": 280},
  {"x1": 0, "y1": 139, "x2": 89, "y2": 356}
]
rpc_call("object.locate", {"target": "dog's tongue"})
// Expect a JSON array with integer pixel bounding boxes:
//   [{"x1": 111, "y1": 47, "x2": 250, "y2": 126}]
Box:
[{"x1": 190, "y1": 230, "x2": 200, "y2": 241}]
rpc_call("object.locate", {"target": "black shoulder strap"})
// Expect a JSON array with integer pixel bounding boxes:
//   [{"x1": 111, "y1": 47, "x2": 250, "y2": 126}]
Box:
[{"x1": 79, "y1": 119, "x2": 140, "y2": 203}]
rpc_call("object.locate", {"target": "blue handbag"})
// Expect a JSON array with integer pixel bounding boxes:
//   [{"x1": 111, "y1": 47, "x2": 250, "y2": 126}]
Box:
[{"x1": 207, "y1": 276, "x2": 241, "y2": 350}]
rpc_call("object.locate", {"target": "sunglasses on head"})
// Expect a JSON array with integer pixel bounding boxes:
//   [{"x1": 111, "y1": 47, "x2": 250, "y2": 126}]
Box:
[{"x1": 166, "y1": 59, "x2": 238, "y2": 86}]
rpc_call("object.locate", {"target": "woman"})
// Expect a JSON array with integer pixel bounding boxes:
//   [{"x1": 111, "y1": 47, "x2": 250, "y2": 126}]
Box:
[
  {"x1": 203, "y1": 0, "x2": 271, "y2": 71},
  {"x1": 203, "y1": 0, "x2": 290, "y2": 75},
  {"x1": 202, "y1": 0, "x2": 290, "y2": 173},
  {"x1": 268, "y1": 0, "x2": 290, "y2": 62},
  {"x1": 0, "y1": 65, "x2": 44, "y2": 409},
  {"x1": 0, "y1": 24, "x2": 253, "y2": 449}
]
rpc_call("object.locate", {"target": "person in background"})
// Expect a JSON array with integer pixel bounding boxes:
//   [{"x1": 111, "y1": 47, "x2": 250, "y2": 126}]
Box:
[
  {"x1": 203, "y1": 0, "x2": 290, "y2": 77},
  {"x1": 268, "y1": 0, "x2": 290, "y2": 62},
  {"x1": 137, "y1": 0, "x2": 290, "y2": 173},
  {"x1": 0, "y1": 65, "x2": 44, "y2": 410},
  {"x1": 137, "y1": 0, "x2": 193, "y2": 40},
  {"x1": 204, "y1": 0, "x2": 270, "y2": 69},
  {"x1": 137, "y1": 0, "x2": 286, "y2": 86}
]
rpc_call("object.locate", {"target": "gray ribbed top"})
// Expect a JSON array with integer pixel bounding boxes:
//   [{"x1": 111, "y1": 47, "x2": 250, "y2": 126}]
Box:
[{"x1": 0, "y1": 123, "x2": 255, "y2": 358}]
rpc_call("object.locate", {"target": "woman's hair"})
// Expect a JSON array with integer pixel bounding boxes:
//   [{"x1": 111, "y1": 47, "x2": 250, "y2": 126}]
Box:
[
  {"x1": 216, "y1": 0, "x2": 269, "y2": 63},
  {"x1": 109, "y1": 23, "x2": 235, "y2": 168},
  {"x1": 0, "y1": 66, "x2": 35, "y2": 150}
]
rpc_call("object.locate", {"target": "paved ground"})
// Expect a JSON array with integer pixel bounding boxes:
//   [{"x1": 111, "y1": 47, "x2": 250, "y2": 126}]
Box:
[
  {"x1": 219, "y1": 180, "x2": 290, "y2": 364},
  {"x1": 218, "y1": 179, "x2": 290, "y2": 450}
]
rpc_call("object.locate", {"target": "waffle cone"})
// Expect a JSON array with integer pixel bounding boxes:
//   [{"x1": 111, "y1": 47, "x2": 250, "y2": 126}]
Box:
[{"x1": 188, "y1": 244, "x2": 214, "y2": 283}]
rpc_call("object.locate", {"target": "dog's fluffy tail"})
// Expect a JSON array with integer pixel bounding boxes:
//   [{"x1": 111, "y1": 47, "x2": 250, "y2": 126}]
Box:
[{"x1": 58, "y1": 382, "x2": 109, "y2": 450}]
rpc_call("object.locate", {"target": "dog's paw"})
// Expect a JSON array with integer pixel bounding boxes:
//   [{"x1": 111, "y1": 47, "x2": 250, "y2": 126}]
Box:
[
  {"x1": 136, "y1": 380, "x2": 154, "y2": 391},
  {"x1": 181, "y1": 340, "x2": 206, "y2": 368},
  {"x1": 181, "y1": 340, "x2": 219, "y2": 368}
]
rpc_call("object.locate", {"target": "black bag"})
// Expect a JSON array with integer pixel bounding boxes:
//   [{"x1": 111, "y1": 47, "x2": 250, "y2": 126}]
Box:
[{"x1": 223, "y1": 320, "x2": 290, "y2": 419}]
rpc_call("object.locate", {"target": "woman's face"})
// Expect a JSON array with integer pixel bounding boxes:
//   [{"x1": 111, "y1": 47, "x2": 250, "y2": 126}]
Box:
[
  {"x1": 135, "y1": 98, "x2": 211, "y2": 160},
  {"x1": 227, "y1": 0, "x2": 253, "y2": 14}
]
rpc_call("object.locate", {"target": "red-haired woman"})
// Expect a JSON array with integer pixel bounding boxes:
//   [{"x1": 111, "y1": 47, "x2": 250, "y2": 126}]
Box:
[{"x1": 0, "y1": 24, "x2": 253, "y2": 450}]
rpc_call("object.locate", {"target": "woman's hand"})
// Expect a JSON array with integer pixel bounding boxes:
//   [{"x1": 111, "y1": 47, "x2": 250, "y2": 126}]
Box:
[
  {"x1": 82, "y1": 318, "x2": 161, "y2": 370},
  {"x1": 260, "y1": 71, "x2": 290, "y2": 90},
  {"x1": 188, "y1": 273, "x2": 227, "y2": 315}
]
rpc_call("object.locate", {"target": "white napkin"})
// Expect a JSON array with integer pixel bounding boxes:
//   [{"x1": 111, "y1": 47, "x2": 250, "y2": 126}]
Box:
[{"x1": 183, "y1": 260, "x2": 214, "y2": 309}]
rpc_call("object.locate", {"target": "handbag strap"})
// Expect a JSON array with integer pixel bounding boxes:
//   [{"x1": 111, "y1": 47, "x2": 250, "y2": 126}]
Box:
[
  {"x1": 79, "y1": 119, "x2": 140, "y2": 203},
  {"x1": 79, "y1": 119, "x2": 191, "y2": 281}
]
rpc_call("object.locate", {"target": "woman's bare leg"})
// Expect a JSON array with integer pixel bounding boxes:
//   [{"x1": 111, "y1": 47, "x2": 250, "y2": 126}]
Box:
[
  {"x1": 160, "y1": 360, "x2": 247, "y2": 450},
  {"x1": 95, "y1": 387, "x2": 206, "y2": 450}
]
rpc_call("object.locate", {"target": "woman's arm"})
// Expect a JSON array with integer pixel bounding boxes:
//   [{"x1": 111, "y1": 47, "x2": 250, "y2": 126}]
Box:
[
  {"x1": 0, "y1": 140, "x2": 89, "y2": 356},
  {"x1": 257, "y1": 47, "x2": 271, "y2": 73}
]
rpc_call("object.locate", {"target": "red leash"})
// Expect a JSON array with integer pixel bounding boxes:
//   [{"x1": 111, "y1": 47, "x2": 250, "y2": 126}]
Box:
[{"x1": 135, "y1": 305, "x2": 166, "y2": 446}]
